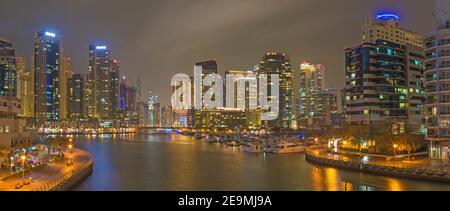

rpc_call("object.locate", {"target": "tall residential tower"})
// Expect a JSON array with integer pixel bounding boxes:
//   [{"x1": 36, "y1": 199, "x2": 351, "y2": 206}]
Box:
[{"x1": 33, "y1": 31, "x2": 61, "y2": 124}]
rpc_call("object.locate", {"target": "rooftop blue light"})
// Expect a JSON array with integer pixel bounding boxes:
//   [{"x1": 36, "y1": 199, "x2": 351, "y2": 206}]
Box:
[
  {"x1": 45, "y1": 32, "x2": 56, "y2": 37},
  {"x1": 96, "y1": 46, "x2": 107, "y2": 50},
  {"x1": 376, "y1": 13, "x2": 400, "y2": 22}
]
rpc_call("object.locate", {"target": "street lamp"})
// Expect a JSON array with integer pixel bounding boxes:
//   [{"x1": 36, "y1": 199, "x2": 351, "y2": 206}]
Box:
[
  {"x1": 393, "y1": 144, "x2": 398, "y2": 161},
  {"x1": 68, "y1": 144, "x2": 74, "y2": 166},
  {"x1": 20, "y1": 155, "x2": 26, "y2": 182}
]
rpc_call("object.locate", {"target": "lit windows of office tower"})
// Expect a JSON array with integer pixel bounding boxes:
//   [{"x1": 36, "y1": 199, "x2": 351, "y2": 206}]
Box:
[
  {"x1": 0, "y1": 37, "x2": 17, "y2": 97},
  {"x1": 86, "y1": 45, "x2": 120, "y2": 122},
  {"x1": 33, "y1": 31, "x2": 61, "y2": 125},
  {"x1": 257, "y1": 52, "x2": 293, "y2": 129}
]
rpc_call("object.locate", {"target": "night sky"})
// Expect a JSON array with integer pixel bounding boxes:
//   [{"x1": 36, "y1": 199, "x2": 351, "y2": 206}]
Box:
[{"x1": 0, "y1": 0, "x2": 437, "y2": 105}]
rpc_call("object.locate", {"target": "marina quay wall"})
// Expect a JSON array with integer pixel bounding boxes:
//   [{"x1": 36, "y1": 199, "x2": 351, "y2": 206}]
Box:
[{"x1": 305, "y1": 149, "x2": 450, "y2": 183}]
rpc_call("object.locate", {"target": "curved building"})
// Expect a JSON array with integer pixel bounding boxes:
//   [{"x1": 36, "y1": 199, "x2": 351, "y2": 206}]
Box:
[
  {"x1": 424, "y1": 0, "x2": 450, "y2": 160},
  {"x1": 425, "y1": 25, "x2": 450, "y2": 160}
]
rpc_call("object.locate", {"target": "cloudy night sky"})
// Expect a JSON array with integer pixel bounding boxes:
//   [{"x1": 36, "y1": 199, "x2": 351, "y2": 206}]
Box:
[{"x1": 0, "y1": 0, "x2": 437, "y2": 105}]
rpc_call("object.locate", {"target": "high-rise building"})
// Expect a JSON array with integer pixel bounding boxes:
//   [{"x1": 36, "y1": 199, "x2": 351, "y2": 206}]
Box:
[
  {"x1": 294, "y1": 62, "x2": 325, "y2": 121},
  {"x1": 194, "y1": 60, "x2": 218, "y2": 109},
  {"x1": 86, "y1": 45, "x2": 120, "y2": 122},
  {"x1": 195, "y1": 60, "x2": 218, "y2": 76},
  {"x1": 111, "y1": 59, "x2": 120, "y2": 118},
  {"x1": 33, "y1": 31, "x2": 61, "y2": 124},
  {"x1": 257, "y1": 52, "x2": 293, "y2": 129},
  {"x1": 119, "y1": 76, "x2": 138, "y2": 125},
  {"x1": 15, "y1": 55, "x2": 25, "y2": 97},
  {"x1": 362, "y1": 12, "x2": 423, "y2": 48},
  {"x1": 60, "y1": 55, "x2": 73, "y2": 120},
  {"x1": 424, "y1": 0, "x2": 450, "y2": 160},
  {"x1": 137, "y1": 101, "x2": 149, "y2": 127},
  {"x1": 160, "y1": 106, "x2": 173, "y2": 127},
  {"x1": 321, "y1": 88, "x2": 339, "y2": 126},
  {"x1": 148, "y1": 91, "x2": 159, "y2": 127},
  {"x1": 0, "y1": 37, "x2": 17, "y2": 97},
  {"x1": 67, "y1": 74, "x2": 84, "y2": 120},
  {"x1": 225, "y1": 70, "x2": 258, "y2": 109},
  {"x1": 15, "y1": 55, "x2": 32, "y2": 118},
  {"x1": 345, "y1": 14, "x2": 425, "y2": 133}
]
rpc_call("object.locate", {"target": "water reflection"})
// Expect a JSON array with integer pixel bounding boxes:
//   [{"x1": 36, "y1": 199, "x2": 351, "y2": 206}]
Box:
[
  {"x1": 73, "y1": 134, "x2": 450, "y2": 191},
  {"x1": 386, "y1": 178, "x2": 405, "y2": 191},
  {"x1": 325, "y1": 168, "x2": 340, "y2": 191}
]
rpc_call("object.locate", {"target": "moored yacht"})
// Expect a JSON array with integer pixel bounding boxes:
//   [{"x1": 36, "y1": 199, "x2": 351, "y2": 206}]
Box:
[{"x1": 267, "y1": 140, "x2": 305, "y2": 154}]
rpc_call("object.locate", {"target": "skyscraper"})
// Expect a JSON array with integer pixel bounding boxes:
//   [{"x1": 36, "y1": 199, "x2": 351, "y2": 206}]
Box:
[
  {"x1": 194, "y1": 60, "x2": 218, "y2": 109},
  {"x1": 86, "y1": 45, "x2": 120, "y2": 122},
  {"x1": 257, "y1": 53, "x2": 293, "y2": 129},
  {"x1": 33, "y1": 31, "x2": 61, "y2": 124},
  {"x1": 16, "y1": 55, "x2": 33, "y2": 117},
  {"x1": 160, "y1": 105, "x2": 173, "y2": 127},
  {"x1": 148, "y1": 91, "x2": 159, "y2": 127},
  {"x1": 225, "y1": 70, "x2": 258, "y2": 109},
  {"x1": 60, "y1": 55, "x2": 73, "y2": 120},
  {"x1": 294, "y1": 62, "x2": 325, "y2": 121},
  {"x1": 424, "y1": 0, "x2": 450, "y2": 159},
  {"x1": 0, "y1": 37, "x2": 17, "y2": 97},
  {"x1": 345, "y1": 14, "x2": 425, "y2": 133},
  {"x1": 67, "y1": 74, "x2": 84, "y2": 120}
]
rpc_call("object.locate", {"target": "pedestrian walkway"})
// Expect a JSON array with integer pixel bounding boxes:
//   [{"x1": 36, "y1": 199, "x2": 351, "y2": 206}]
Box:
[{"x1": 0, "y1": 149, "x2": 92, "y2": 191}]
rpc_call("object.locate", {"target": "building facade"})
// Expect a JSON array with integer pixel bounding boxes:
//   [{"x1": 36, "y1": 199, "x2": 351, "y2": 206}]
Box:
[
  {"x1": 294, "y1": 62, "x2": 326, "y2": 127},
  {"x1": 345, "y1": 39, "x2": 425, "y2": 130},
  {"x1": 257, "y1": 53, "x2": 293, "y2": 129},
  {"x1": 362, "y1": 12, "x2": 423, "y2": 48},
  {"x1": 424, "y1": 0, "x2": 450, "y2": 159},
  {"x1": 148, "y1": 91, "x2": 159, "y2": 127},
  {"x1": 67, "y1": 74, "x2": 84, "y2": 120},
  {"x1": 86, "y1": 45, "x2": 120, "y2": 122},
  {"x1": 16, "y1": 56, "x2": 33, "y2": 117},
  {"x1": 160, "y1": 106, "x2": 173, "y2": 128},
  {"x1": 33, "y1": 31, "x2": 61, "y2": 125},
  {"x1": 344, "y1": 14, "x2": 425, "y2": 134},
  {"x1": 194, "y1": 108, "x2": 261, "y2": 130},
  {"x1": 60, "y1": 55, "x2": 73, "y2": 120},
  {"x1": 0, "y1": 37, "x2": 17, "y2": 97}
]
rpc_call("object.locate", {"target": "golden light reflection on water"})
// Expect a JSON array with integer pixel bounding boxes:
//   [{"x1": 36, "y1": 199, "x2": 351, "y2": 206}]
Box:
[
  {"x1": 385, "y1": 178, "x2": 405, "y2": 191},
  {"x1": 311, "y1": 167, "x2": 341, "y2": 191},
  {"x1": 311, "y1": 167, "x2": 324, "y2": 191},
  {"x1": 166, "y1": 135, "x2": 197, "y2": 190},
  {"x1": 325, "y1": 168, "x2": 340, "y2": 191}
]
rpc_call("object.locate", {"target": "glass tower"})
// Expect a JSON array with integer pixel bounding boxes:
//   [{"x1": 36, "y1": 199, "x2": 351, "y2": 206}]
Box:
[{"x1": 33, "y1": 31, "x2": 61, "y2": 124}]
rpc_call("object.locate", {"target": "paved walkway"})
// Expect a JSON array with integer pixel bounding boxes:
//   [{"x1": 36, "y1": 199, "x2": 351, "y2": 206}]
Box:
[
  {"x1": 309, "y1": 147, "x2": 450, "y2": 172},
  {"x1": 0, "y1": 149, "x2": 91, "y2": 191}
]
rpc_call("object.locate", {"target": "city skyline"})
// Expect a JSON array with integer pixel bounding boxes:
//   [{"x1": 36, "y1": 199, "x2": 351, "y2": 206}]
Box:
[
  {"x1": 2, "y1": 0, "x2": 450, "y2": 195},
  {"x1": 0, "y1": 0, "x2": 437, "y2": 105}
]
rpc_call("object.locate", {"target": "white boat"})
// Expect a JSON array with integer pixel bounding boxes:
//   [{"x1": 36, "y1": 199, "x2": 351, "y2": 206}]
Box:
[
  {"x1": 244, "y1": 142, "x2": 263, "y2": 153},
  {"x1": 268, "y1": 141, "x2": 306, "y2": 154}
]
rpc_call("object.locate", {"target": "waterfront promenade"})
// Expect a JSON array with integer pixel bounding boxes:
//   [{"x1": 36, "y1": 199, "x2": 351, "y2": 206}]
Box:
[
  {"x1": 0, "y1": 149, "x2": 93, "y2": 191},
  {"x1": 306, "y1": 147, "x2": 450, "y2": 182}
]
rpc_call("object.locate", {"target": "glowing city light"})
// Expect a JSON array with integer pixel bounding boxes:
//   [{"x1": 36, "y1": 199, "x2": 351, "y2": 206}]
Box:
[
  {"x1": 45, "y1": 32, "x2": 56, "y2": 37},
  {"x1": 376, "y1": 12, "x2": 400, "y2": 22}
]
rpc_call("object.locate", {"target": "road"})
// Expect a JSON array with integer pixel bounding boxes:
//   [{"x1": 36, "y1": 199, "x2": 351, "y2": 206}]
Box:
[{"x1": 0, "y1": 149, "x2": 91, "y2": 191}]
